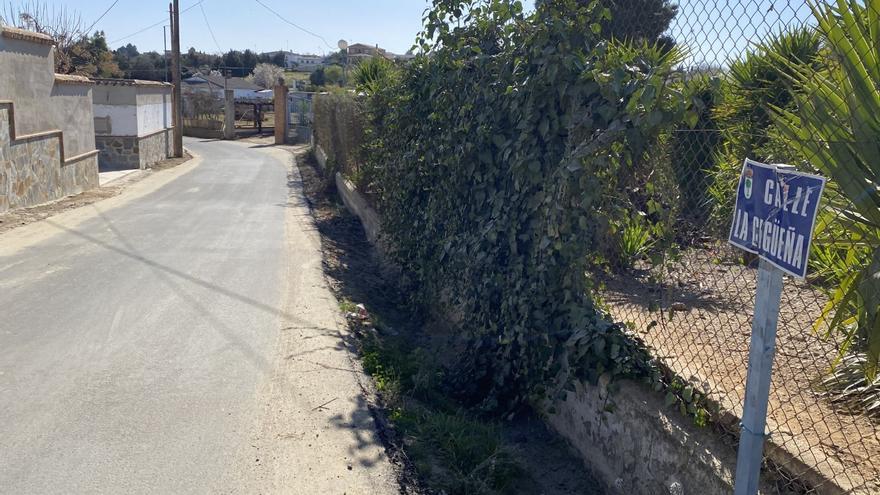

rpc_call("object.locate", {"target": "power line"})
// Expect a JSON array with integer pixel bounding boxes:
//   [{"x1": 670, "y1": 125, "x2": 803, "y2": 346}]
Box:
[
  {"x1": 109, "y1": 0, "x2": 205, "y2": 45},
  {"x1": 199, "y1": 3, "x2": 222, "y2": 52},
  {"x1": 84, "y1": 0, "x2": 121, "y2": 35},
  {"x1": 110, "y1": 18, "x2": 165, "y2": 44},
  {"x1": 252, "y1": 0, "x2": 334, "y2": 51}
]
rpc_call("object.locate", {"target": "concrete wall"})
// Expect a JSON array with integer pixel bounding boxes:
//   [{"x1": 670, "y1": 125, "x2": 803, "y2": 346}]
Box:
[
  {"x1": 94, "y1": 104, "x2": 138, "y2": 136},
  {"x1": 93, "y1": 84, "x2": 171, "y2": 137},
  {"x1": 92, "y1": 82, "x2": 172, "y2": 170},
  {"x1": 542, "y1": 379, "x2": 761, "y2": 494},
  {"x1": 0, "y1": 27, "x2": 99, "y2": 212},
  {"x1": 335, "y1": 172, "x2": 382, "y2": 246},
  {"x1": 135, "y1": 89, "x2": 172, "y2": 135},
  {"x1": 0, "y1": 28, "x2": 96, "y2": 159}
]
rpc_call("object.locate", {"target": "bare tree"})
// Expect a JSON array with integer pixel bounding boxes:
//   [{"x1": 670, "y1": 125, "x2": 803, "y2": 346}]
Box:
[{"x1": 1, "y1": 1, "x2": 85, "y2": 72}]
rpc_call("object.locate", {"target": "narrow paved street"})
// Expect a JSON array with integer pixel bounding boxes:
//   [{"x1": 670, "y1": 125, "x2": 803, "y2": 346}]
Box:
[{"x1": 0, "y1": 139, "x2": 397, "y2": 494}]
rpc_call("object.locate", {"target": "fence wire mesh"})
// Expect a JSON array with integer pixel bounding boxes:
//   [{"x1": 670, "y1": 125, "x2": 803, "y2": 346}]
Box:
[{"x1": 597, "y1": 0, "x2": 880, "y2": 492}]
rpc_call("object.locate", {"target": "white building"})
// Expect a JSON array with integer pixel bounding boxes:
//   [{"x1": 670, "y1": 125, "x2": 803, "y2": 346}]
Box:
[
  {"x1": 288, "y1": 53, "x2": 323, "y2": 72},
  {"x1": 92, "y1": 78, "x2": 173, "y2": 171},
  {"x1": 263, "y1": 51, "x2": 324, "y2": 72}
]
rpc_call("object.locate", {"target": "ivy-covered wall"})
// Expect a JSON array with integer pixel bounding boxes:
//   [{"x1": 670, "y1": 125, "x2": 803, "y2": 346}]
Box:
[{"x1": 364, "y1": 0, "x2": 692, "y2": 410}]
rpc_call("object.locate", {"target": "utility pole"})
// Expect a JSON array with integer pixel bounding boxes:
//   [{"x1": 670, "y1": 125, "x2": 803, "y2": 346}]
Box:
[
  {"x1": 170, "y1": 0, "x2": 183, "y2": 158},
  {"x1": 163, "y1": 25, "x2": 168, "y2": 83}
]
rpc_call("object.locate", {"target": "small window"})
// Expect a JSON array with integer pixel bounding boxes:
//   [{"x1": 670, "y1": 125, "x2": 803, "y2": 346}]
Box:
[{"x1": 94, "y1": 116, "x2": 111, "y2": 135}]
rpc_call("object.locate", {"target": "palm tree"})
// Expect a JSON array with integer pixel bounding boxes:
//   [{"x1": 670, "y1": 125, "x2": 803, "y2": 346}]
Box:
[{"x1": 773, "y1": 0, "x2": 880, "y2": 384}]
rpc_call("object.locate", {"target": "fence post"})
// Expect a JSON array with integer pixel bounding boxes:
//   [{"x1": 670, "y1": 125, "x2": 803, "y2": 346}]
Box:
[
  {"x1": 733, "y1": 259, "x2": 784, "y2": 494},
  {"x1": 274, "y1": 84, "x2": 288, "y2": 145},
  {"x1": 223, "y1": 89, "x2": 235, "y2": 140}
]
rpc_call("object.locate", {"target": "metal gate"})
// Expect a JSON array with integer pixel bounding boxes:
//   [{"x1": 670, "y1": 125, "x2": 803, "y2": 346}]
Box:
[{"x1": 287, "y1": 91, "x2": 314, "y2": 144}]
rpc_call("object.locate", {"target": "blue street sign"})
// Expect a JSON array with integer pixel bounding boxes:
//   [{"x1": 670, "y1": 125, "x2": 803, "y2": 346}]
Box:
[{"x1": 728, "y1": 159, "x2": 826, "y2": 279}]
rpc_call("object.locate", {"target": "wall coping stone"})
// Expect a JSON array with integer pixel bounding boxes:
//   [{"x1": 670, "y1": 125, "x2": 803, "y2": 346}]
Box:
[
  {"x1": 0, "y1": 25, "x2": 54, "y2": 45},
  {"x1": 54, "y1": 73, "x2": 94, "y2": 85},
  {"x1": 92, "y1": 78, "x2": 171, "y2": 88}
]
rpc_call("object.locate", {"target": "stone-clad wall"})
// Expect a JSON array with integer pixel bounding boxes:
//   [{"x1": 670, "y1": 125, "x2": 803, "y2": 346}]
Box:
[
  {"x1": 95, "y1": 129, "x2": 170, "y2": 171},
  {"x1": 137, "y1": 129, "x2": 171, "y2": 169},
  {"x1": 0, "y1": 105, "x2": 98, "y2": 213},
  {"x1": 0, "y1": 28, "x2": 97, "y2": 159},
  {"x1": 0, "y1": 26, "x2": 99, "y2": 213}
]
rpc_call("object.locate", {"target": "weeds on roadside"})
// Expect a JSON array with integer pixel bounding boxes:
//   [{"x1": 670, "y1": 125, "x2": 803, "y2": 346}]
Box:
[{"x1": 353, "y1": 319, "x2": 522, "y2": 495}]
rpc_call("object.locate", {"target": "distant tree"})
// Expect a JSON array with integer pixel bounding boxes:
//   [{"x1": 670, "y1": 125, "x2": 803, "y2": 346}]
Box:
[
  {"x1": 126, "y1": 51, "x2": 165, "y2": 80},
  {"x1": 222, "y1": 50, "x2": 244, "y2": 75},
  {"x1": 241, "y1": 49, "x2": 258, "y2": 75},
  {"x1": 181, "y1": 47, "x2": 218, "y2": 75},
  {"x1": 114, "y1": 43, "x2": 139, "y2": 66},
  {"x1": 185, "y1": 47, "x2": 201, "y2": 67},
  {"x1": 324, "y1": 65, "x2": 344, "y2": 86},
  {"x1": 323, "y1": 49, "x2": 346, "y2": 66},
  {"x1": 309, "y1": 67, "x2": 326, "y2": 86},
  {"x1": 65, "y1": 31, "x2": 121, "y2": 77},
  {"x1": 1, "y1": 1, "x2": 88, "y2": 73},
  {"x1": 251, "y1": 63, "x2": 284, "y2": 89},
  {"x1": 257, "y1": 51, "x2": 286, "y2": 67},
  {"x1": 270, "y1": 51, "x2": 285, "y2": 67},
  {"x1": 535, "y1": 0, "x2": 677, "y2": 43}
]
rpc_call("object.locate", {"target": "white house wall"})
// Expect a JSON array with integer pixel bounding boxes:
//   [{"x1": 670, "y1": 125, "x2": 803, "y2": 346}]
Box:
[
  {"x1": 94, "y1": 103, "x2": 138, "y2": 136},
  {"x1": 136, "y1": 101, "x2": 171, "y2": 136}
]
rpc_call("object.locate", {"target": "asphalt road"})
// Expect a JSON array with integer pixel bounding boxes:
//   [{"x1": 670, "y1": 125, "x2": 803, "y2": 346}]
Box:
[{"x1": 0, "y1": 139, "x2": 396, "y2": 494}]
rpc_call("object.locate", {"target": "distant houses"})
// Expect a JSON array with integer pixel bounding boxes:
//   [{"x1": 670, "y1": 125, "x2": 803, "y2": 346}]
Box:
[
  {"x1": 264, "y1": 51, "x2": 324, "y2": 72},
  {"x1": 346, "y1": 43, "x2": 392, "y2": 62},
  {"x1": 260, "y1": 43, "x2": 410, "y2": 75}
]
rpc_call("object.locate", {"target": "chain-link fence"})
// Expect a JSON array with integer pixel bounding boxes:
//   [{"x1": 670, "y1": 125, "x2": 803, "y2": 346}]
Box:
[
  {"x1": 288, "y1": 91, "x2": 314, "y2": 144},
  {"x1": 312, "y1": 92, "x2": 366, "y2": 177},
  {"x1": 597, "y1": 1, "x2": 880, "y2": 492}
]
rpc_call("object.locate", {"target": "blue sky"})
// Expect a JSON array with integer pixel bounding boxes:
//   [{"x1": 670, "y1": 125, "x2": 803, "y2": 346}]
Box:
[
  {"x1": 29, "y1": 0, "x2": 530, "y2": 56},
  {"x1": 20, "y1": 0, "x2": 812, "y2": 66}
]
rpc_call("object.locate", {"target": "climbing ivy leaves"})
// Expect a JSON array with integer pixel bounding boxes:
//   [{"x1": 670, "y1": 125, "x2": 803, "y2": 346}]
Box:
[{"x1": 367, "y1": 0, "x2": 691, "y2": 411}]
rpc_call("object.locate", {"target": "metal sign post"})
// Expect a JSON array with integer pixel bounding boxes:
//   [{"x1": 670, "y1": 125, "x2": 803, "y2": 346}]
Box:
[
  {"x1": 729, "y1": 159, "x2": 826, "y2": 494},
  {"x1": 733, "y1": 259, "x2": 783, "y2": 495}
]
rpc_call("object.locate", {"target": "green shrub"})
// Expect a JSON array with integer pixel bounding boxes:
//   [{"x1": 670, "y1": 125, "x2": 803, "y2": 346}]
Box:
[
  {"x1": 352, "y1": 57, "x2": 398, "y2": 96},
  {"x1": 707, "y1": 28, "x2": 822, "y2": 230},
  {"x1": 312, "y1": 91, "x2": 366, "y2": 178},
  {"x1": 773, "y1": 0, "x2": 880, "y2": 379},
  {"x1": 669, "y1": 74, "x2": 723, "y2": 227}
]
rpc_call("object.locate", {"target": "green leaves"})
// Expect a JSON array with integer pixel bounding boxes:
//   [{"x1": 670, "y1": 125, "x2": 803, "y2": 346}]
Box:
[
  {"x1": 364, "y1": 0, "x2": 682, "y2": 412},
  {"x1": 772, "y1": 0, "x2": 880, "y2": 380}
]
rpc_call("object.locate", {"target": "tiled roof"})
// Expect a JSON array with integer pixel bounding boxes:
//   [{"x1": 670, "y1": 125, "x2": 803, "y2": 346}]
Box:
[{"x1": 92, "y1": 78, "x2": 171, "y2": 87}]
